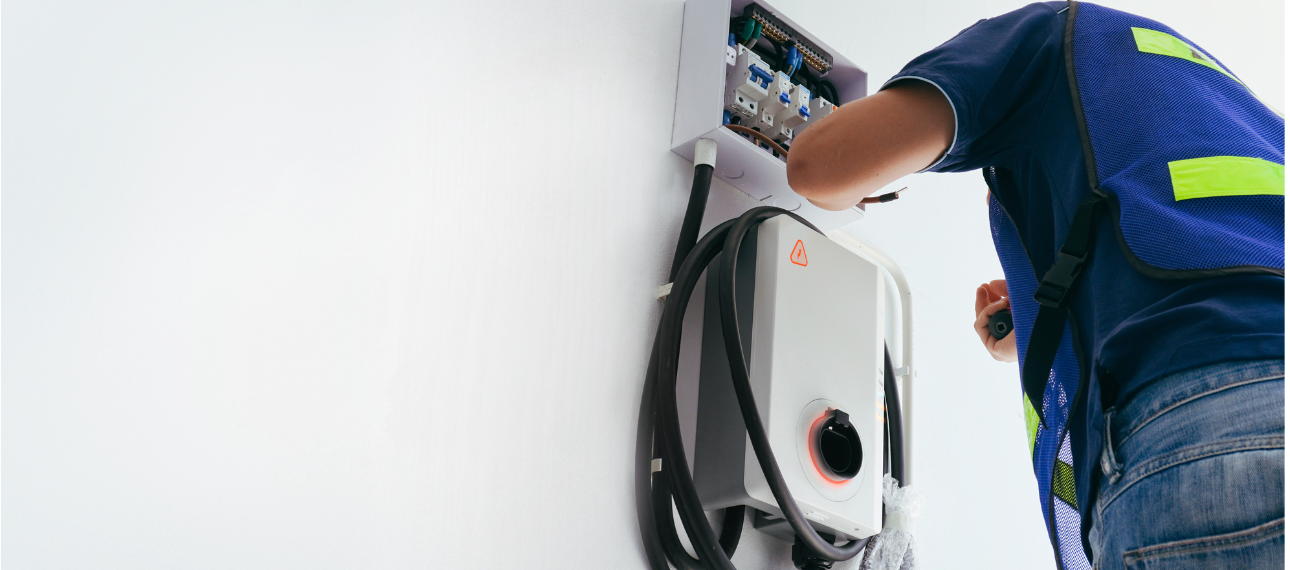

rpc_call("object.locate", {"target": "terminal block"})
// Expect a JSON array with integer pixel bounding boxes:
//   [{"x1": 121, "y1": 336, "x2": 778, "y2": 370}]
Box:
[{"x1": 743, "y1": 3, "x2": 833, "y2": 74}]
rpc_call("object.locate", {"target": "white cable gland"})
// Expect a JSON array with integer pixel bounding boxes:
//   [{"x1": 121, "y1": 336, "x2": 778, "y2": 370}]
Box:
[{"x1": 694, "y1": 138, "x2": 718, "y2": 168}]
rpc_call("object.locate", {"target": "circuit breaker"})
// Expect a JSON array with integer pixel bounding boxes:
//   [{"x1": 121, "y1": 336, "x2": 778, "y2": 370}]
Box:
[
  {"x1": 671, "y1": 0, "x2": 868, "y2": 232},
  {"x1": 692, "y1": 215, "x2": 885, "y2": 541}
]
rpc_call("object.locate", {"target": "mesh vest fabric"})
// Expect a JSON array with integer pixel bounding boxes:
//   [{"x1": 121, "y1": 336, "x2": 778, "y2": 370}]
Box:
[
  {"x1": 1071, "y1": 3, "x2": 1285, "y2": 273},
  {"x1": 989, "y1": 194, "x2": 1091, "y2": 570},
  {"x1": 973, "y1": 3, "x2": 1280, "y2": 568}
]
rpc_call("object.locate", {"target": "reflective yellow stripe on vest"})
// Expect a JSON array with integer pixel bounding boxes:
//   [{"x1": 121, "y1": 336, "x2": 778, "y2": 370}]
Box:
[
  {"x1": 1024, "y1": 396, "x2": 1040, "y2": 456},
  {"x1": 1133, "y1": 27, "x2": 1284, "y2": 117},
  {"x1": 1169, "y1": 156, "x2": 1286, "y2": 201},
  {"x1": 1132, "y1": 27, "x2": 1238, "y2": 82},
  {"x1": 1052, "y1": 460, "x2": 1077, "y2": 508},
  {"x1": 1022, "y1": 395, "x2": 1077, "y2": 508}
]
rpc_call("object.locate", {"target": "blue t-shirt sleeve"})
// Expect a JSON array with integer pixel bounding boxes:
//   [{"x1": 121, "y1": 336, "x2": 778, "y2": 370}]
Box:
[{"x1": 882, "y1": 2, "x2": 1067, "y2": 173}]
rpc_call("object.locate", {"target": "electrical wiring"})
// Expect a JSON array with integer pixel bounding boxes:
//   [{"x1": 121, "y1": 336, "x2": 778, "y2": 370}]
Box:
[
  {"x1": 796, "y1": 70, "x2": 814, "y2": 99},
  {"x1": 745, "y1": 21, "x2": 762, "y2": 48},
  {"x1": 785, "y1": 45, "x2": 802, "y2": 76},
  {"x1": 818, "y1": 80, "x2": 840, "y2": 106},
  {"x1": 637, "y1": 163, "x2": 745, "y2": 570},
  {"x1": 725, "y1": 124, "x2": 790, "y2": 157},
  {"x1": 883, "y1": 348, "x2": 906, "y2": 486},
  {"x1": 860, "y1": 187, "x2": 907, "y2": 205},
  {"x1": 734, "y1": 18, "x2": 755, "y2": 45}
]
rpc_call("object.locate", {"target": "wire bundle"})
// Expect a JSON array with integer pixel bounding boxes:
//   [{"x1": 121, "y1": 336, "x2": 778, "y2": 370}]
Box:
[{"x1": 735, "y1": 18, "x2": 762, "y2": 48}]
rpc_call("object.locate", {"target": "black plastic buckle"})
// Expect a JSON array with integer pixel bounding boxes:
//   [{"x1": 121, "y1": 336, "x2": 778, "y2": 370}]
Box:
[{"x1": 1033, "y1": 250, "x2": 1088, "y2": 308}]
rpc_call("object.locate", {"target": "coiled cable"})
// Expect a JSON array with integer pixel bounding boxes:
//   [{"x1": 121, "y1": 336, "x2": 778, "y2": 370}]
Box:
[{"x1": 636, "y1": 159, "x2": 906, "y2": 569}]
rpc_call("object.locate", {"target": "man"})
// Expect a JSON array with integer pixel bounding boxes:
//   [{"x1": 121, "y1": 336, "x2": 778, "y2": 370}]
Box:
[{"x1": 787, "y1": 2, "x2": 1284, "y2": 569}]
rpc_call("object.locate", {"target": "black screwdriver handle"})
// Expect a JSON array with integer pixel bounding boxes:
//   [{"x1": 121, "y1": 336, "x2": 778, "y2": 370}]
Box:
[{"x1": 989, "y1": 308, "x2": 1014, "y2": 340}]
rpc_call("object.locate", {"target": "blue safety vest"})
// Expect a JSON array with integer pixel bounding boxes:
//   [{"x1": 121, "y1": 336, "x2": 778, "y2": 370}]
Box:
[{"x1": 987, "y1": 2, "x2": 1284, "y2": 569}]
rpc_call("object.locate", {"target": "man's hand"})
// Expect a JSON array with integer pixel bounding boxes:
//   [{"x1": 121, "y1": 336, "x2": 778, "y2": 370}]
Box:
[{"x1": 975, "y1": 279, "x2": 1017, "y2": 362}]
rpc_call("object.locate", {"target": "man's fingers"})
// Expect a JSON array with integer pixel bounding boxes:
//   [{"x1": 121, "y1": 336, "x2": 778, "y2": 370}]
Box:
[
  {"x1": 981, "y1": 283, "x2": 1000, "y2": 304},
  {"x1": 975, "y1": 315, "x2": 991, "y2": 345},
  {"x1": 987, "y1": 279, "x2": 1009, "y2": 298},
  {"x1": 990, "y1": 329, "x2": 1018, "y2": 362},
  {"x1": 975, "y1": 296, "x2": 1006, "y2": 350},
  {"x1": 973, "y1": 294, "x2": 1001, "y2": 345},
  {"x1": 975, "y1": 297, "x2": 1010, "y2": 330},
  {"x1": 973, "y1": 279, "x2": 1019, "y2": 363}
]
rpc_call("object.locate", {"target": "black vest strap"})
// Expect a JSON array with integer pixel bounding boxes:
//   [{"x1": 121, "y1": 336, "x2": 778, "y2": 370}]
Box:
[{"x1": 1022, "y1": 192, "x2": 1106, "y2": 427}]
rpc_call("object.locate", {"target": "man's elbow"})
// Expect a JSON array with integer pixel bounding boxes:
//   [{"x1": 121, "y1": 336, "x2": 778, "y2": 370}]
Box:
[
  {"x1": 785, "y1": 147, "x2": 816, "y2": 198},
  {"x1": 787, "y1": 139, "x2": 849, "y2": 211}
]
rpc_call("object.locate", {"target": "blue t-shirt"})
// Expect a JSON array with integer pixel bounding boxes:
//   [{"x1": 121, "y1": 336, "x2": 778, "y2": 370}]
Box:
[{"x1": 884, "y1": 0, "x2": 1284, "y2": 546}]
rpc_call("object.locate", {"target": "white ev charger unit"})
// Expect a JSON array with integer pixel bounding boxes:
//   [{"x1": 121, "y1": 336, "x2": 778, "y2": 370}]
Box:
[
  {"x1": 635, "y1": 2, "x2": 917, "y2": 569},
  {"x1": 635, "y1": 151, "x2": 912, "y2": 570},
  {"x1": 694, "y1": 215, "x2": 886, "y2": 541}
]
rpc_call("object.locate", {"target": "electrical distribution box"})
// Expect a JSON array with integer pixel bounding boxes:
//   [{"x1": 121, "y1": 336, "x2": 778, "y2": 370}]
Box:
[
  {"x1": 693, "y1": 215, "x2": 885, "y2": 540},
  {"x1": 671, "y1": 0, "x2": 869, "y2": 232}
]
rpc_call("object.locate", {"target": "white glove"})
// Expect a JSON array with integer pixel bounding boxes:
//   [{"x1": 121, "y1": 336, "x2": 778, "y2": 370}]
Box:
[{"x1": 859, "y1": 474, "x2": 923, "y2": 570}]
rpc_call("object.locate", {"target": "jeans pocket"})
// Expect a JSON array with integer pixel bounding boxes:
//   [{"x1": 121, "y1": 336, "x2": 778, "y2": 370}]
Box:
[
  {"x1": 1122, "y1": 518, "x2": 1284, "y2": 570},
  {"x1": 1101, "y1": 407, "x2": 1124, "y2": 485}
]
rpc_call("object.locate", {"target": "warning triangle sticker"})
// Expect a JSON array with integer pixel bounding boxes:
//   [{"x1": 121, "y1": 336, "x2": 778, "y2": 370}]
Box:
[{"x1": 790, "y1": 240, "x2": 808, "y2": 266}]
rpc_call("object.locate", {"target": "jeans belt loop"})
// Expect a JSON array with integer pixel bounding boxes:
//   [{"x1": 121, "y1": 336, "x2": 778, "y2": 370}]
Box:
[{"x1": 1100, "y1": 407, "x2": 1123, "y2": 483}]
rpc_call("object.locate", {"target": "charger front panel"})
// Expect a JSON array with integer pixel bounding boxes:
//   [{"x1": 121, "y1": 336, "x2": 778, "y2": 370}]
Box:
[{"x1": 693, "y1": 215, "x2": 884, "y2": 540}]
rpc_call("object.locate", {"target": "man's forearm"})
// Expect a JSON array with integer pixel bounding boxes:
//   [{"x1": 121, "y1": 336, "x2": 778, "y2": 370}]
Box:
[{"x1": 787, "y1": 80, "x2": 955, "y2": 211}]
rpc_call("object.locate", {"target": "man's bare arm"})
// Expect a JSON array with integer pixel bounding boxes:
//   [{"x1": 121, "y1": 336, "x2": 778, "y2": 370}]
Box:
[{"x1": 786, "y1": 80, "x2": 956, "y2": 211}]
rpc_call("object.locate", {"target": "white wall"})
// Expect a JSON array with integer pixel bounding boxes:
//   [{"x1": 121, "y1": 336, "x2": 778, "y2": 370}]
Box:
[{"x1": 3, "y1": 1, "x2": 1281, "y2": 568}]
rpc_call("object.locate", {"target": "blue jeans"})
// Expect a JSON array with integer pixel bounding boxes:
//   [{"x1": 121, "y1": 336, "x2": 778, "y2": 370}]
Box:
[{"x1": 1089, "y1": 359, "x2": 1285, "y2": 569}]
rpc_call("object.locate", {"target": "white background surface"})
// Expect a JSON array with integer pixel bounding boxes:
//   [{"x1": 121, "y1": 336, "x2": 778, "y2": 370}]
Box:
[{"x1": 3, "y1": 1, "x2": 1283, "y2": 568}]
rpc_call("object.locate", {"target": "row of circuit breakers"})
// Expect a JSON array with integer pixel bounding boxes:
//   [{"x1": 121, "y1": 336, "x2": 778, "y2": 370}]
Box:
[{"x1": 722, "y1": 6, "x2": 837, "y2": 158}]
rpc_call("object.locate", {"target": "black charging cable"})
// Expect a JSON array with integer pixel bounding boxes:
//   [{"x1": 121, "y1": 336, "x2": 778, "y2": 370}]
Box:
[
  {"x1": 636, "y1": 160, "x2": 743, "y2": 570},
  {"x1": 635, "y1": 159, "x2": 906, "y2": 570}
]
